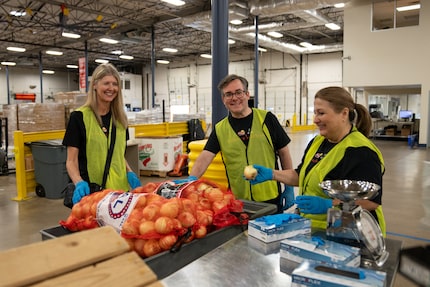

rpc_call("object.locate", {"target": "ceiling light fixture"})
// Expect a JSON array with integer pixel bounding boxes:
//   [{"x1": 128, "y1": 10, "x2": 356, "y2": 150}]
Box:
[
  {"x1": 46, "y1": 50, "x2": 63, "y2": 56},
  {"x1": 10, "y1": 10, "x2": 26, "y2": 17},
  {"x1": 163, "y1": 47, "x2": 178, "y2": 53},
  {"x1": 42, "y1": 70, "x2": 55, "y2": 74},
  {"x1": 300, "y1": 42, "x2": 313, "y2": 48},
  {"x1": 267, "y1": 31, "x2": 283, "y2": 38},
  {"x1": 66, "y1": 64, "x2": 78, "y2": 68},
  {"x1": 230, "y1": 19, "x2": 243, "y2": 25},
  {"x1": 161, "y1": 0, "x2": 185, "y2": 6},
  {"x1": 325, "y1": 23, "x2": 341, "y2": 30},
  {"x1": 95, "y1": 59, "x2": 109, "y2": 64},
  {"x1": 334, "y1": 3, "x2": 345, "y2": 8},
  {"x1": 99, "y1": 38, "x2": 119, "y2": 44},
  {"x1": 62, "y1": 31, "x2": 81, "y2": 39},
  {"x1": 7, "y1": 46, "x2": 26, "y2": 52},
  {"x1": 1, "y1": 62, "x2": 16, "y2": 66},
  {"x1": 228, "y1": 39, "x2": 236, "y2": 44},
  {"x1": 200, "y1": 54, "x2": 212, "y2": 59},
  {"x1": 119, "y1": 55, "x2": 134, "y2": 60},
  {"x1": 111, "y1": 50, "x2": 123, "y2": 55},
  {"x1": 258, "y1": 47, "x2": 267, "y2": 52},
  {"x1": 396, "y1": 4, "x2": 420, "y2": 12},
  {"x1": 157, "y1": 60, "x2": 170, "y2": 64}
]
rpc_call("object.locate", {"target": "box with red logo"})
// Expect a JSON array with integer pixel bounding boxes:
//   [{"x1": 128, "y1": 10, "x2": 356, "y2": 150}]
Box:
[{"x1": 137, "y1": 136, "x2": 183, "y2": 172}]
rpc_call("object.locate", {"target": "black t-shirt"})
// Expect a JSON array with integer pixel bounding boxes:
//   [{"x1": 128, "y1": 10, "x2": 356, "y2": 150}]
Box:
[
  {"x1": 204, "y1": 110, "x2": 291, "y2": 153},
  {"x1": 62, "y1": 110, "x2": 128, "y2": 182},
  {"x1": 295, "y1": 137, "x2": 383, "y2": 206}
]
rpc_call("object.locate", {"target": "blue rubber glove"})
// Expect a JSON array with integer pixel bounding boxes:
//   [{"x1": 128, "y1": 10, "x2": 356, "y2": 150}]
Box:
[
  {"x1": 249, "y1": 164, "x2": 273, "y2": 185},
  {"x1": 127, "y1": 171, "x2": 142, "y2": 189},
  {"x1": 280, "y1": 185, "x2": 295, "y2": 210},
  {"x1": 72, "y1": 180, "x2": 90, "y2": 204},
  {"x1": 172, "y1": 175, "x2": 198, "y2": 184},
  {"x1": 295, "y1": 195, "x2": 333, "y2": 214}
]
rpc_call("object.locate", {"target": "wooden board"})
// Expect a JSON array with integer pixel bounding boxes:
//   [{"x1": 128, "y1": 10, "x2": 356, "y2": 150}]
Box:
[{"x1": 0, "y1": 226, "x2": 160, "y2": 287}]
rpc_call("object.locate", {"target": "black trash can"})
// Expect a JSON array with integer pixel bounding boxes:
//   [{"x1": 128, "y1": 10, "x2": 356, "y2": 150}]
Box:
[{"x1": 31, "y1": 140, "x2": 69, "y2": 199}]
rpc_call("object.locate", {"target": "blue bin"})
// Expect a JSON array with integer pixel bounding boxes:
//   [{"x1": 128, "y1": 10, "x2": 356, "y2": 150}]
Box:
[{"x1": 408, "y1": 134, "x2": 417, "y2": 148}]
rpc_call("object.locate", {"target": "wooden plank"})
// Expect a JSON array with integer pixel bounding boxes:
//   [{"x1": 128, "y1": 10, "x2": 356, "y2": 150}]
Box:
[
  {"x1": 30, "y1": 252, "x2": 159, "y2": 287},
  {"x1": 0, "y1": 226, "x2": 130, "y2": 287}
]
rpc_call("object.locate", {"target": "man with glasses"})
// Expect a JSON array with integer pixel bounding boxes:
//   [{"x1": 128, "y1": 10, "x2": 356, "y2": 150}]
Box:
[{"x1": 189, "y1": 74, "x2": 294, "y2": 213}]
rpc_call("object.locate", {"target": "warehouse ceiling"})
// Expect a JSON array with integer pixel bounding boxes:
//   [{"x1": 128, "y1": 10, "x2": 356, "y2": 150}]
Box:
[{"x1": 0, "y1": 0, "x2": 351, "y2": 73}]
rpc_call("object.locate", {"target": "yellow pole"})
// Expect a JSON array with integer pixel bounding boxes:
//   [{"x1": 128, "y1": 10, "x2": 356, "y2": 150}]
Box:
[{"x1": 12, "y1": 131, "x2": 30, "y2": 201}]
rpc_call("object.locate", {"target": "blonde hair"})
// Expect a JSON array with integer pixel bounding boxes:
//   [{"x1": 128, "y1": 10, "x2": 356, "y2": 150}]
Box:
[{"x1": 84, "y1": 63, "x2": 128, "y2": 129}]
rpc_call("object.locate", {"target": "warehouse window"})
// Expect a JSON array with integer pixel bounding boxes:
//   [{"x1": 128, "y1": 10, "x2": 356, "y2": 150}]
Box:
[
  {"x1": 121, "y1": 79, "x2": 131, "y2": 90},
  {"x1": 372, "y1": 0, "x2": 420, "y2": 31}
]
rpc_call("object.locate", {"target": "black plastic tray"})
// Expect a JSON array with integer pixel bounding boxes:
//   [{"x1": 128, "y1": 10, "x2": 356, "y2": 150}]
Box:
[{"x1": 40, "y1": 200, "x2": 277, "y2": 279}]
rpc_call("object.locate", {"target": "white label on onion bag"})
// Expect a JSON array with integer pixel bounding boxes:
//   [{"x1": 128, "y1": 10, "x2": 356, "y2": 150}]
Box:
[{"x1": 96, "y1": 192, "x2": 141, "y2": 233}]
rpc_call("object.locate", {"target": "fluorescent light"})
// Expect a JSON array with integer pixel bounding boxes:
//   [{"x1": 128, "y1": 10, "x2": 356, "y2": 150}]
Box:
[
  {"x1": 334, "y1": 3, "x2": 345, "y2": 8},
  {"x1": 200, "y1": 54, "x2": 212, "y2": 59},
  {"x1": 228, "y1": 39, "x2": 236, "y2": 44},
  {"x1": 1, "y1": 62, "x2": 16, "y2": 66},
  {"x1": 230, "y1": 19, "x2": 243, "y2": 25},
  {"x1": 111, "y1": 50, "x2": 123, "y2": 55},
  {"x1": 300, "y1": 42, "x2": 313, "y2": 48},
  {"x1": 119, "y1": 55, "x2": 134, "y2": 60},
  {"x1": 66, "y1": 64, "x2": 78, "y2": 68},
  {"x1": 62, "y1": 31, "x2": 81, "y2": 39},
  {"x1": 42, "y1": 70, "x2": 55, "y2": 74},
  {"x1": 161, "y1": 0, "x2": 185, "y2": 6},
  {"x1": 258, "y1": 47, "x2": 267, "y2": 52},
  {"x1": 7, "y1": 46, "x2": 26, "y2": 52},
  {"x1": 157, "y1": 60, "x2": 170, "y2": 64},
  {"x1": 396, "y1": 4, "x2": 420, "y2": 12},
  {"x1": 10, "y1": 10, "x2": 26, "y2": 17},
  {"x1": 267, "y1": 31, "x2": 283, "y2": 38},
  {"x1": 95, "y1": 59, "x2": 109, "y2": 64},
  {"x1": 99, "y1": 38, "x2": 119, "y2": 44},
  {"x1": 325, "y1": 23, "x2": 341, "y2": 30},
  {"x1": 46, "y1": 50, "x2": 63, "y2": 56},
  {"x1": 163, "y1": 47, "x2": 178, "y2": 53}
]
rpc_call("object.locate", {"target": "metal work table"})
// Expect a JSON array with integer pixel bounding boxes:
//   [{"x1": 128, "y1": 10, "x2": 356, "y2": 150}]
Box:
[{"x1": 162, "y1": 232, "x2": 402, "y2": 287}]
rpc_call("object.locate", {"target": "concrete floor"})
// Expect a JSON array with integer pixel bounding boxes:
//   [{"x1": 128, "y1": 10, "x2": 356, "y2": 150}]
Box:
[{"x1": 1, "y1": 130, "x2": 429, "y2": 286}]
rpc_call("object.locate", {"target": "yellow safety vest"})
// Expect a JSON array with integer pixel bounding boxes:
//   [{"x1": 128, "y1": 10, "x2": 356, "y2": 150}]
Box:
[
  {"x1": 298, "y1": 127, "x2": 386, "y2": 235},
  {"x1": 216, "y1": 109, "x2": 279, "y2": 201},
  {"x1": 79, "y1": 106, "x2": 129, "y2": 191}
]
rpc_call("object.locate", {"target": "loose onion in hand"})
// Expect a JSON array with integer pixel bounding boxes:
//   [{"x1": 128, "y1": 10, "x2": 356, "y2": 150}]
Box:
[{"x1": 243, "y1": 165, "x2": 257, "y2": 180}]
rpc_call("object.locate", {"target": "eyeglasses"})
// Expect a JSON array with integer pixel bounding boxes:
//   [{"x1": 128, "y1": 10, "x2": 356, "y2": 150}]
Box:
[{"x1": 223, "y1": 89, "x2": 247, "y2": 99}]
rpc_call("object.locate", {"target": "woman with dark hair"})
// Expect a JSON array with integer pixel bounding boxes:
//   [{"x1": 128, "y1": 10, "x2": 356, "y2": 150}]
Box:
[
  {"x1": 249, "y1": 86, "x2": 386, "y2": 234},
  {"x1": 62, "y1": 63, "x2": 141, "y2": 205}
]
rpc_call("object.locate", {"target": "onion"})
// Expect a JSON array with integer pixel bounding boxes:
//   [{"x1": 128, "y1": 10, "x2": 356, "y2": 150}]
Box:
[
  {"x1": 154, "y1": 216, "x2": 174, "y2": 234},
  {"x1": 181, "y1": 198, "x2": 196, "y2": 213},
  {"x1": 196, "y1": 210, "x2": 210, "y2": 226},
  {"x1": 159, "y1": 234, "x2": 178, "y2": 250},
  {"x1": 134, "y1": 195, "x2": 147, "y2": 209},
  {"x1": 143, "y1": 239, "x2": 162, "y2": 257},
  {"x1": 122, "y1": 220, "x2": 140, "y2": 235},
  {"x1": 178, "y1": 211, "x2": 197, "y2": 228},
  {"x1": 159, "y1": 201, "x2": 180, "y2": 218},
  {"x1": 139, "y1": 220, "x2": 156, "y2": 236},
  {"x1": 204, "y1": 187, "x2": 224, "y2": 202},
  {"x1": 142, "y1": 204, "x2": 160, "y2": 221},
  {"x1": 243, "y1": 165, "x2": 258, "y2": 180},
  {"x1": 212, "y1": 200, "x2": 229, "y2": 213},
  {"x1": 194, "y1": 225, "x2": 207, "y2": 239},
  {"x1": 198, "y1": 198, "x2": 212, "y2": 210}
]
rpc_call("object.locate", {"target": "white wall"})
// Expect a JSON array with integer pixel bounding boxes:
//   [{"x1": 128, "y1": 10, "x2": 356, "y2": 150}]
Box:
[{"x1": 344, "y1": 1, "x2": 430, "y2": 145}]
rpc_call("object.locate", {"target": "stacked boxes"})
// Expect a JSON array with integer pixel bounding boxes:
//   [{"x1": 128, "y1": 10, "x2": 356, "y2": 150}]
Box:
[
  {"x1": 18, "y1": 103, "x2": 65, "y2": 132},
  {"x1": 247, "y1": 214, "x2": 311, "y2": 243}
]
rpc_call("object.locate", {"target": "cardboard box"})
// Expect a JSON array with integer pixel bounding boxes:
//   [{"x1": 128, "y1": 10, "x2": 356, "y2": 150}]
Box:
[
  {"x1": 280, "y1": 234, "x2": 361, "y2": 274},
  {"x1": 18, "y1": 103, "x2": 66, "y2": 132},
  {"x1": 291, "y1": 261, "x2": 387, "y2": 287},
  {"x1": 137, "y1": 136, "x2": 183, "y2": 172},
  {"x1": 385, "y1": 128, "x2": 396, "y2": 136},
  {"x1": 248, "y1": 214, "x2": 311, "y2": 243},
  {"x1": 401, "y1": 127, "x2": 411, "y2": 136},
  {"x1": 0, "y1": 226, "x2": 162, "y2": 287}
]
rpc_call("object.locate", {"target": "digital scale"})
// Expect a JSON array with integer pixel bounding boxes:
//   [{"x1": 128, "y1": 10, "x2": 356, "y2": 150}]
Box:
[{"x1": 320, "y1": 180, "x2": 389, "y2": 267}]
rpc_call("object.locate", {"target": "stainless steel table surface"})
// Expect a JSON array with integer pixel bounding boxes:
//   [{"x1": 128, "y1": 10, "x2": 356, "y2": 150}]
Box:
[{"x1": 162, "y1": 231, "x2": 402, "y2": 287}]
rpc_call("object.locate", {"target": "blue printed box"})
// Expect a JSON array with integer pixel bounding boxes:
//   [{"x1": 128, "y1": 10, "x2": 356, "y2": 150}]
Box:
[
  {"x1": 248, "y1": 214, "x2": 311, "y2": 243},
  {"x1": 291, "y1": 261, "x2": 387, "y2": 287},
  {"x1": 280, "y1": 234, "x2": 361, "y2": 273}
]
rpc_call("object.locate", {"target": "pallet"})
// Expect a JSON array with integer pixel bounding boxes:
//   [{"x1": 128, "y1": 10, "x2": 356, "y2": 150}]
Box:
[{"x1": 140, "y1": 169, "x2": 169, "y2": 178}]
